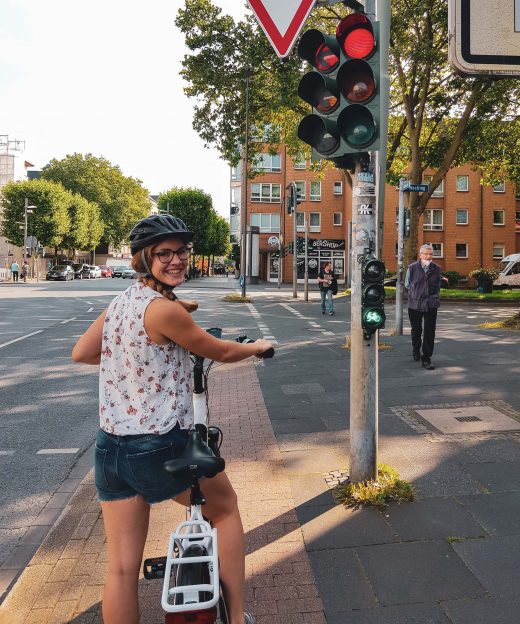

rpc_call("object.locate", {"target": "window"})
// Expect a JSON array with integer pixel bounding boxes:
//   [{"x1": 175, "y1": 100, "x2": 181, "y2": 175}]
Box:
[
  {"x1": 456, "y1": 209, "x2": 468, "y2": 225},
  {"x1": 456, "y1": 175, "x2": 469, "y2": 192},
  {"x1": 424, "y1": 175, "x2": 444, "y2": 197},
  {"x1": 333, "y1": 212, "x2": 342, "y2": 226},
  {"x1": 310, "y1": 181, "x2": 321, "y2": 201},
  {"x1": 296, "y1": 212, "x2": 305, "y2": 231},
  {"x1": 250, "y1": 213, "x2": 280, "y2": 233},
  {"x1": 493, "y1": 181, "x2": 505, "y2": 193},
  {"x1": 456, "y1": 243, "x2": 468, "y2": 258},
  {"x1": 423, "y1": 209, "x2": 443, "y2": 230},
  {"x1": 493, "y1": 210, "x2": 505, "y2": 225},
  {"x1": 493, "y1": 243, "x2": 505, "y2": 259},
  {"x1": 253, "y1": 153, "x2": 281, "y2": 172},
  {"x1": 295, "y1": 180, "x2": 306, "y2": 201},
  {"x1": 293, "y1": 155, "x2": 306, "y2": 169},
  {"x1": 231, "y1": 163, "x2": 242, "y2": 181},
  {"x1": 333, "y1": 181, "x2": 343, "y2": 195},
  {"x1": 251, "y1": 183, "x2": 281, "y2": 203},
  {"x1": 516, "y1": 210, "x2": 520, "y2": 221},
  {"x1": 310, "y1": 212, "x2": 321, "y2": 232},
  {"x1": 425, "y1": 242, "x2": 443, "y2": 258}
]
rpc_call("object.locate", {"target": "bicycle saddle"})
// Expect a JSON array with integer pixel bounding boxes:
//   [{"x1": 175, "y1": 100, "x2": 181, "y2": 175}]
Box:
[{"x1": 164, "y1": 430, "x2": 225, "y2": 480}]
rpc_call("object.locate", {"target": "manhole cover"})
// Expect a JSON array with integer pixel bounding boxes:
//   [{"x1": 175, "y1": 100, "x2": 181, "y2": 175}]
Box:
[{"x1": 455, "y1": 416, "x2": 482, "y2": 423}]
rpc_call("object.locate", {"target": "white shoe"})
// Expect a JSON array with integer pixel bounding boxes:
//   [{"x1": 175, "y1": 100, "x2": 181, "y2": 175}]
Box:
[{"x1": 244, "y1": 613, "x2": 256, "y2": 624}]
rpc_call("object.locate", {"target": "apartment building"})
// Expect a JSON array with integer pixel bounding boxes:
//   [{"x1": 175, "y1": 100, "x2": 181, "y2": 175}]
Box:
[{"x1": 232, "y1": 147, "x2": 520, "y2": 283}]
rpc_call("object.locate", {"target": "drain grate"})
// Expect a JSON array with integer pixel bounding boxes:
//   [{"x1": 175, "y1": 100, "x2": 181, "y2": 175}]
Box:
[{"x1": 455, "y1": 416, "x2": 482, "y2": 423}]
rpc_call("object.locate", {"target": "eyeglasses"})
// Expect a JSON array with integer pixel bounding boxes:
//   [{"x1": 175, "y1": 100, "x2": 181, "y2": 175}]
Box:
[{"x1": 152, "y1": 247, "x2": 192, "y2": 264}]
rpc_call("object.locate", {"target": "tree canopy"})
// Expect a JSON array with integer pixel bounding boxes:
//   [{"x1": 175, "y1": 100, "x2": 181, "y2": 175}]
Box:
[
  {"x1": 176, "y1": 0, "x2": 520, "y2": 264},
  {"x1": 42, "y1": 153, "x2": 151, "y2": 246}
]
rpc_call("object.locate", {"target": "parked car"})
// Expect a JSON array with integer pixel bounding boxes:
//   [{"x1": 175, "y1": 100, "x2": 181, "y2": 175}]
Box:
[
  {"x1": 121, "y1": 268, "x2": 137, "y2": 279},
  {"x1": 88, "y1": 265, "x2": 102, "y2": 278},
  {"x1": 46, "y1": 265, "x2": 75, "y2": 281},
  {"x1": 99, "y1": 265, "x2": 113, "y2": 278},
  {"x1": 111, "y1": 266, "x2": 129, "y2": 278},
  {"x1": 72, "y1": 263, "x2": 91, "y2": 280},
  {"x1": 494, "y1": 253, "x2": 520, "y2": 289}
]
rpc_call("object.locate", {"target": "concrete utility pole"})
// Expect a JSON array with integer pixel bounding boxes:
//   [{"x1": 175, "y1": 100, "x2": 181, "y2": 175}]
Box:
[
  {"x1": 395, "y1": 178, "x2": 407, "y2": 335},
  {"x1": 289, "y1": 182, "x2": 298, "y2": 299},
  {"x1": 241, "y1": 68, "x2": 252, "y2": 298},
  {"x1": 349, "y1": 155, "x2": 379, "y2": 483},
  {"x1": 304, "y1": 215, "x2": 309, "y2": 301}
]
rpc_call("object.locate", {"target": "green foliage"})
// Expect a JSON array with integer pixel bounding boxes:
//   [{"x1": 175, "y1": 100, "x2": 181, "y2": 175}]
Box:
[
  {"x1": 42, "y1": 153, "x2": 151, "y2": 246},
  {"x1": 468, "y1": 267, "x2": 499, "y2": 280},
  {"x1": 0, "y1": 179, "x2": 71, "y2": 248},
  {"x1": 333, "y1": 464, "x2": 416, "y2": 508},
  {"x1": 61, "y1": 194, "x2": 104, "y2": 251},
  {"x1": 208, "y1": 216, "x2": 231, "y2": 258},
  {"x1": 443, "y1": 270, "x2": 462, "y2": 286},
  {"x1": 479, "y1": 312, "x2": 520, "y2": 329}
]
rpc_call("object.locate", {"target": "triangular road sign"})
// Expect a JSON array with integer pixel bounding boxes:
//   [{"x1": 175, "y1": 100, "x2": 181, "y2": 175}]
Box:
[{"x1": 248, "y1": 0, "x2": 316, "y2": 58}]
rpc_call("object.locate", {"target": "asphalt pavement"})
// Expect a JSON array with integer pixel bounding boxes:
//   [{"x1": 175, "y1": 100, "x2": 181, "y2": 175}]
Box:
[{"x1": 1, "y1": 276, "x2": 520, "y2": 623}]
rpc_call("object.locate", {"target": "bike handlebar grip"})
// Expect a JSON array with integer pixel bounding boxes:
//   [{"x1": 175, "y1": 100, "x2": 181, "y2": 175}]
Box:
[{"x1": 258, "y1": 346, "x2": 275, "y2": 359}]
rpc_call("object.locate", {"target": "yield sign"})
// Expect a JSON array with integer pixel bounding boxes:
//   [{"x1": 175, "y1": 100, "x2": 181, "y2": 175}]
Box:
[{"x1": 248, "y1": 0, "x2": 316, "y2": 58}]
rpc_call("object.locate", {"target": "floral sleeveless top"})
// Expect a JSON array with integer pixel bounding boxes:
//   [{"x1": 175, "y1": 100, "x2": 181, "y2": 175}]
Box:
[{"x1": 99, "y1": 282, "x2": 193, "y2": 435}]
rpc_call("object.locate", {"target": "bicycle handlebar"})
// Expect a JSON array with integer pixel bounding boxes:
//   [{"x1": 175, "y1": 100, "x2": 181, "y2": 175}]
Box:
[{"x1": 236, "y1": 335, "x2": 275, "y2": 359}]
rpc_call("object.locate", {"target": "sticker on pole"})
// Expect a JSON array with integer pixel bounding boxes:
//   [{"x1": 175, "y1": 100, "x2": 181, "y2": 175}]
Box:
[{"x1": 247, "y1": 0, "x2": 316, "y2": 58}]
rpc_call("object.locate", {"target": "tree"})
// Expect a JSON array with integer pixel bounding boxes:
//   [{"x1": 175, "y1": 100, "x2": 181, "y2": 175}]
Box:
[
  {"x1": 61, "y1": 194, "x2": 104, "y2": 254},
  {"x1": 0, "y1": 179, "x2": 71, "y2": 248},
  {"x1": 42, "y1": 153, "x2": 151, "y2": 246},
  {"x1": 207, "y1": 215, "x2": 231, "y2": 259},
  {"x1": 157, "y1": 187, "x2": 215, "y2": 255},
  {"x1": 177, "y1": 0, "x2": 520, "y2": 266}
]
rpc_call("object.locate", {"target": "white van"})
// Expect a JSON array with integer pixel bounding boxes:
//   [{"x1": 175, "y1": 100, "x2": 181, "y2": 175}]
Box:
[{"x1": 494, "y1": 253, "x2": 520, "y2": 288}]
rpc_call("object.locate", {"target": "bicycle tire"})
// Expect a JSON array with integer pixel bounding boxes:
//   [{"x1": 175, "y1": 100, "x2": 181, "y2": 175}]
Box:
[
  {"x1": 216, "y1": 586, "x2": 229, "y2": 624},
  {"x1": 173, "y1": 544, "x2": 212, "y2": 605}
]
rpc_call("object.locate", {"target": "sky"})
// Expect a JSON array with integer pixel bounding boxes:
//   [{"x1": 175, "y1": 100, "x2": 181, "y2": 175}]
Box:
[{"x1": 0, "y1": 0, "x2": 249, "y2": 216}]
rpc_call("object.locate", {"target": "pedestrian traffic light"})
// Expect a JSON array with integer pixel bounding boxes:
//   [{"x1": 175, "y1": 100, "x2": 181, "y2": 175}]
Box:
[
  {"x1": 361, "y1": 255, "x2": 385, "y2": 339},
  {"x1": 297, "y1": 12, "x2": 380, "y2": 165}
]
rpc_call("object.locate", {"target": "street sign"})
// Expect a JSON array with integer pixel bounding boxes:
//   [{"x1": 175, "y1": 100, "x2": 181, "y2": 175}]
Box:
[
  {"x1": 449, "y1": 0, "x2": 520, "y2": 76},
  {"x1": 403, "y1": 183, "x2": 429, "y2": 193},
  {"x1": 247, "y1": 0, "x2": 316, "y2": 58},
  {"x1": 25, "y1": 236, "x2": 38, "y2": 249}
]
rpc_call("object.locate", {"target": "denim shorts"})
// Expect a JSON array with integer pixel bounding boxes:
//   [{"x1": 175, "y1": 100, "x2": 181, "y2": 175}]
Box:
[{"x1": 94, "y1": 424, "x2": 192, "y2": 504}]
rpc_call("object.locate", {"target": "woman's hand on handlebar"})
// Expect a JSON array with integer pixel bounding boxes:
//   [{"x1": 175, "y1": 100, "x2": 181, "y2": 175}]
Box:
[{"x1": 254, "y1": 339, "x2": 274, "y2": 358}]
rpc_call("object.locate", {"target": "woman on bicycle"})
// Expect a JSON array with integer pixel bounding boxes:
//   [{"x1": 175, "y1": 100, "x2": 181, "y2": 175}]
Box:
[{"x1": 72, "y1": 214, "x2": 271, "y2": 624}]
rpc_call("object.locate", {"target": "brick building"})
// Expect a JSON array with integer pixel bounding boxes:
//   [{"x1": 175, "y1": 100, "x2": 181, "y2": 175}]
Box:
[{"x1": 231, "y1": 147, "x2": 520, "y2": 283}]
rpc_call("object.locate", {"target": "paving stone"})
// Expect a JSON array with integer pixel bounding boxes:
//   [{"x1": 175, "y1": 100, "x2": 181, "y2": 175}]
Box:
[
  {"x1": 272, "y1": 417, "x2": 324, "y2": 435},
  {"x1": 384, "y1": 497, "x2": 487, "y2": 541},
  {"x1": 458, "y1": 491, "x2": 520, "y2": 536},
  {"x1": 462, "y1": 461, "x2": 520, "y2": 492},
  {"x1": 356, "y1": 541, "x2": 486, "y2": 605},
  {"x1": 326, "y1": 603, "x2": 452, "y2": 624},
  {"x1": 282, "y1": 449, "x2": 345, "y2": 475},
  {"x1": 441, "y1": 596, "x2": 520, "y2": 624},
  {"x1": 288, "y1": 474, "x2": 334, "y2": 508},
  {"x1": 451, "y1": 534, "x2": 520, "y2": 597}
]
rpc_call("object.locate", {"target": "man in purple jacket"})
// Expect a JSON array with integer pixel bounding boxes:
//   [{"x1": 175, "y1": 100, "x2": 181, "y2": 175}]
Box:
[{"x1": 405, "y1": 244, "x2": 441, "y2": 370}]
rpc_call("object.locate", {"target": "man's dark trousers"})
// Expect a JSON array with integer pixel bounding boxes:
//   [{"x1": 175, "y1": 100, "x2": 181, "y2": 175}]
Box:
[{"x1": 408, "y1": 308, "x2": 437, "y2": 360}]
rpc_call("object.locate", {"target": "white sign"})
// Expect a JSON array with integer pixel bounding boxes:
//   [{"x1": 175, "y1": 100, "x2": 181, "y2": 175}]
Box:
[
  {"x1": 267, "y1": 236, "x2": 280, "y2": 247},
  {"x1": 449, "y1": 0, "x2": 520, "y2": 76},
  {"x1": 247, "y1": 0, "x2": 316, "y2": 58}
]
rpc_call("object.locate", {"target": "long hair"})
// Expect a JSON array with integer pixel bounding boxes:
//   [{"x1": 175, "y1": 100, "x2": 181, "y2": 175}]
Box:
[{"x1": 131, "y1": 245, "x2": 198, "y2": 313}]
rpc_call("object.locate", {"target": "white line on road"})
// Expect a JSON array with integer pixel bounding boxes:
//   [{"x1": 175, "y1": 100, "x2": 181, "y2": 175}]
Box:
[
  {"x1": 87, "y1": 307, "x2": 94, "y2": 312},
  {"x1": 0, "y1": 330, "x2": 43, "y2": 350},
  {"x1": 0, "y1": 451, "x2": 15, "y2": 456},
  {"x1": 36, "y1": 448, "x2": 80, "y2": 455},
  {"x1": 60, "y1": 317, "x2": 77, "y2": 324}
]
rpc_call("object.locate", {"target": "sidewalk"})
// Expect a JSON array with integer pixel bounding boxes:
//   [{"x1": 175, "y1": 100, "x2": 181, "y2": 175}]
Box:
[{"x1": 0, "y1": 359, "x2": 325, "y2": 624}]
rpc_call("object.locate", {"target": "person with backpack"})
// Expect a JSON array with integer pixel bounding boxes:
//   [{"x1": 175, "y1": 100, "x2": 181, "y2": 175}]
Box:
[{"x1": 318, "y1": 261, "x2": 337, "y2": 315}]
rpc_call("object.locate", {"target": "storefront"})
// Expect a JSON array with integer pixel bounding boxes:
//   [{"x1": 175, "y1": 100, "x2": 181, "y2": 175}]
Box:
[{"x1": 267, "y1": 238, "x2": 346, "y2": 284}]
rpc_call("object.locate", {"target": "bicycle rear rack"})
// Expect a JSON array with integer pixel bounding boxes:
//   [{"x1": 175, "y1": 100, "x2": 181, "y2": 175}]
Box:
[{"x1": 161, "y1": 517, "x2": 220, "y2": 613}]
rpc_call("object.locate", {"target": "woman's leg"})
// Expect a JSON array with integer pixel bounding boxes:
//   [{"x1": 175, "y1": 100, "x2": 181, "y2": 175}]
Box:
[
  {"x1": 100, "y1": 496, "x2": 150, "y2": 624},
  {"x1": 175, "y1": 471, "x2": 245, "y2": 624}
]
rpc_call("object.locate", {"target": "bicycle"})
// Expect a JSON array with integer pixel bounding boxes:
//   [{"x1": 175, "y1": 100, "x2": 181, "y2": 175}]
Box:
[{"x1": 143, "y1": 329, "x2": 274, "y2": 624}]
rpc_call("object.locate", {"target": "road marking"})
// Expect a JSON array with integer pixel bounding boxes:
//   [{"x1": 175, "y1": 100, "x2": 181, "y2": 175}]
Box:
[
  {"x1": 87, "y1": 307, "x2": 94, "y2": 312},
  {"x1": 60, "y1": 317, "x2": 77, "y2": 324},
  {"x1": 0, "y1": 451, "x2": 15, "y2": 456},
  {"x1": 36, "y1": 448, "x2": 80, "y2": 455},
  {"x1": 0, "y1": 330, "x2": 43, "y2": 350}
]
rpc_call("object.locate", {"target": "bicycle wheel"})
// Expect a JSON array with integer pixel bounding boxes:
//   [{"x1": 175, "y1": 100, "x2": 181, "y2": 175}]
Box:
[
  {"x1": 215, "y1": 585, "x2": 229, "y2": 624},
  {"x1": 173, "y1": 544, "x2": 212, "y2": 605}
]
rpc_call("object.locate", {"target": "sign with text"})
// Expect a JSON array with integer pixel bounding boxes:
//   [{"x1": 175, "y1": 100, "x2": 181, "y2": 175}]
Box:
[
  {"x1": 449, "y1": 0, "x2": 520, "y2": 76},
  {"x1": 247, "y1": 0, "x2": 315, "y2": 58}
]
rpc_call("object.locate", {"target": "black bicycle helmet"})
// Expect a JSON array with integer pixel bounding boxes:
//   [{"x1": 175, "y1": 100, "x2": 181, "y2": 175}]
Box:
[{"x1": 129, "y1": 214, "x2": 193, "y2": 255}]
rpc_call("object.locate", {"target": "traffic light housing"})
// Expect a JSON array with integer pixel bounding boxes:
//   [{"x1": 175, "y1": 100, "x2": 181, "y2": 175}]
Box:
[
  {"x1": 297, "y1": 12, "x2": 380, "y2": 165},
  {"x1": 361, "y1": 255, "x2": 385, "y2": 339}
]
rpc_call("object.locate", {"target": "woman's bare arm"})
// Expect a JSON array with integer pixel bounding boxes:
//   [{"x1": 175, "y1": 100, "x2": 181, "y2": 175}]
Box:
[
  {"x1": 145, "y1": 299, "x2": 272, "y2": 363},
  {"x1": 71, "y1": 311, "x2": 106, "y2": 365}
]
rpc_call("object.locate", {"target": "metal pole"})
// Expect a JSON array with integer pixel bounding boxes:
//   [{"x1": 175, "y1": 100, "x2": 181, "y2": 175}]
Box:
[
  {"x1": 292, "y1": 182, "x2": 298, "y2": 298},
  {"x1": 241, "y1": 68, "x2": 252, "y2": 297},
  {"x1": 23, "y1": 198, "x2": 28, "y2": 266},
  {"x1": 347, "y1": 220, "x2": 352, "y2": 288},
  {"x1": 395, "y1": 178, "x2": 406, "y2": 335},
  {"x1": 304, "y1": 215, "x2": 309, "y2": 301},
  {"x1": 349, "y1": 155, "x2": 378, "y2": 483}
]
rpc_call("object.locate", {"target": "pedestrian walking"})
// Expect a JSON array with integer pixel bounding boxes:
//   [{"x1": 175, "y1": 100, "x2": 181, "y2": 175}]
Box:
[
  {"x1": 405, "y1": 243, "x2": 441, "y2": 370},
  {"x1": 10, "y1": 260, "x2": 19, "y2": 282},
  {"x1": 20, "y1": 261, "x2": 29, "y2": 283},
  {"x1": 72, "y1": 214, "x2": 272, "y2": 624},
  {"x1": 318, "y1": 262, "x2": 337, "y2": 315}
]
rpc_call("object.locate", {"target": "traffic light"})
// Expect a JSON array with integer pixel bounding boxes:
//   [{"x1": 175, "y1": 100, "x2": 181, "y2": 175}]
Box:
[
  {"x1": 287, "y1": 183, "x2": 303, "y2": 214},
  {"x1": 361, "y1": 255, "x2": 385, "y2": 339},
  {"x1": 297, "y1": 12, "x2": 380, "y2": 165}
]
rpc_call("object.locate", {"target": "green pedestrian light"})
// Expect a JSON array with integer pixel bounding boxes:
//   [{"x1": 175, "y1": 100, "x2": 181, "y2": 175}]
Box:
[{"x1": 361, "y1": 256, "x2": 385, "y2": 339}]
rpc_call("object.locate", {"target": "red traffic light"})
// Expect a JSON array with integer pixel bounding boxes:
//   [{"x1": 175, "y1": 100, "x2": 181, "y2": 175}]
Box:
[
  {"x1": 298, "y1": 29, "x2": 340, "y2": 73},
  {"x1": 337, "y1": 59, "x2": 376, "y2": 103},
  {"x1": 336, "y1": 13, "x2": 376, "y2": 59}
]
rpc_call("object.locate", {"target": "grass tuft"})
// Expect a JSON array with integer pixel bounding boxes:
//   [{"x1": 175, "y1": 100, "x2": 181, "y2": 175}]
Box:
[
  {"x1": 343, "y1": 335, "x2": 391, "y2": 351},
  {"x1": 479, "y1": 312, "x2": 520, "y2": 330},
  {"x1": 333, "y1": 464, "x2": 416, "y2": 508},
  {"x1": 222, "y1": 294, "x2": 251, "y2": 303}
]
